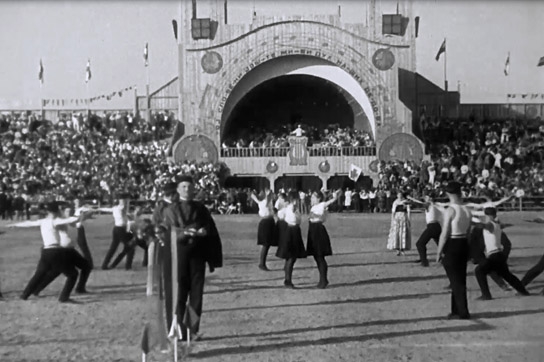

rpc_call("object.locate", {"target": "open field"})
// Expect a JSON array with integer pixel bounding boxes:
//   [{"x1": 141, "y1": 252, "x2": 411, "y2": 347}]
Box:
[{"x1": 1, "y1": 211, "x2": 544, "y2": 362}]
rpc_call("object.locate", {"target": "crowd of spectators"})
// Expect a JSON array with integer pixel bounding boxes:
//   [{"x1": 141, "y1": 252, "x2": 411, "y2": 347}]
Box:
[
  {"x1": 2, "y1": 109, "x2": 544, "y2": 217},
  {"x1": 0, "y1": 110, "x2": 179, "y2": 214},
  {"x1": 221, "y1": 123, "x2": 375, "y2": 157}
]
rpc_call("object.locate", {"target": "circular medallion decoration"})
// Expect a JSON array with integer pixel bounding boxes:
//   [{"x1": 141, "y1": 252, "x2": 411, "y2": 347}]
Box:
[
  {"x1": 369, "y1": 159, "x2": 380, "y2": 173},
  {"x1": 378, "y1": 133, "x2": 424, "y2": 163},
  {"x1": 266, "y1": 161, "x2": 278, "y2": 173},
  {"x1": 318, "y1": 160, "x2": 330, "y2": 173},
  {"x1": 201, "y1": 51, "x2": 223, "y2": 74},
  {"x1": 372, "y1": 48, "x2": 395, "y2": 71},
  {"x1": 173, "y1": 134, "x2": 218, "y2": 164}
]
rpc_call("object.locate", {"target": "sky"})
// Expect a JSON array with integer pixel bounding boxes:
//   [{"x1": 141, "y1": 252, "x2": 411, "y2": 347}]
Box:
[{"x1": 1, "y1": 0, "x2": 543, "y2": 110}]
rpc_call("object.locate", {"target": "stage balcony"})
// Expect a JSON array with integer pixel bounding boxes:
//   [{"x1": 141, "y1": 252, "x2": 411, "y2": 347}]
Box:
[{"x1": 220, "y1": 145, "x2": 377, "y2": 179}]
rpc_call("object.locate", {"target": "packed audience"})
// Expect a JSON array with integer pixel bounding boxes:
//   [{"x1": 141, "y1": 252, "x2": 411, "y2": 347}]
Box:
[
  {"x1": 0, "y1": 110, "x2": 181, "y2": 214},
  {"x1": 2, "y1": 110, "x2": 544, "y2": 217},
  {"x1": 221, "y1": 123, "x2": 375, "y2": 157}
]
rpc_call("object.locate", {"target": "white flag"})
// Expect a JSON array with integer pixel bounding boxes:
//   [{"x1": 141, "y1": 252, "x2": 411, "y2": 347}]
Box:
[
  {"x1": 349, "y1": 164, "x2": 362, "y2": 181},
  {"x1": 85, "y1": 59, "x2": 92, "y2": 83},
  {"x1": 144, "y1": 42, "x2": 149, "y2": 67}
]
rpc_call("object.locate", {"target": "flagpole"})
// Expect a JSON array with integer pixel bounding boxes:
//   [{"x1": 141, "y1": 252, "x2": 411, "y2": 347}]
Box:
[
  {"x1": 146, "y1": 58, "x2": 150, "y2": 123},
  {"x1": 40, "y1": 82, "x2": 44, "y2": 120},
  {"x1": 444, "y1": 38, "x2": 448, "y2": 91}
]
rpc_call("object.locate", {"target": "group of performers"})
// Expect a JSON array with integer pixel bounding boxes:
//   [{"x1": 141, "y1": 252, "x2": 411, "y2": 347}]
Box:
[
  {"x1": 252, "y1": 188, "x2": 339, "y2": 288},
  {"x1": 3, "y1": 178, "x2": 544, "y2": 350}
]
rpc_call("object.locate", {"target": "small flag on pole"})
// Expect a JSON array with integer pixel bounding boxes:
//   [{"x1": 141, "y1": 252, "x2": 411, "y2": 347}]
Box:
[
  {"x1": 349, "y1": 164, "x2": 362, "y2": 182},
  {"x1": 538, "y1": 56, "x2": 544, "y2": 67},
  {"x1": 144, "y1": 42, "x2": 149, "y2": 67},
  {"x1": 435, "y1": 39, "x2": 446, "y2": 61},
  {"x1": 183, "y1": 304, "x2": 200, "y2": 335},
  {"x1": 38, "y1": 59, "x2": 44, "y2": 85},
  {"x1": 172, "y1": 20, "x2": 178, "y2": 40},
  {"x1": 504, "y1": 52, "x2": 510, "y2": 76},
  {"x1": 85, "y1": 59, "x2": 92, "y2": 83},
  {"x1": 140, "y1": 324, "x2": 150, "y2": 362}
]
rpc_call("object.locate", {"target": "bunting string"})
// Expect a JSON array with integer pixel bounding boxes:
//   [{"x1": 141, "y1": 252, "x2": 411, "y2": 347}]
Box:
[
  {"x1": 506, "y1": 93, "x2": 544, "y2": 100},
  {"x1": 42, "y1": 85, "x2": 136, "y2": 107}
]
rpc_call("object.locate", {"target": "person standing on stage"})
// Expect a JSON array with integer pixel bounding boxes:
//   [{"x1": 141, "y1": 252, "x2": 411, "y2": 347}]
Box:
[
  {"x1": 387, "y1": 191, "x2": 411, "y2": 256},
  {"x1": 98, "y1": 194, "x2": 132, "y2": 270},
  {"x1": 307, "y1": 190, "x2": 338, "y2": 288},
  {"x1": 436, "y1": 182, "x2": 472, "y2": 320},
  {"x1": 276, "y1": 191, "x2": 306, "y2": 288},
  {"x1": 250, "y1": 189, "x2": 277, "y2": 271},
  {"x1": 9, "y1": 202, "x2": 87, "y2": 303},
  {"x1": 408, "y1": 194, "x2": 446, "y2": 267},
  {"x1": 472, "y1": 207, "x2": 529, "y2": 300},
  {"x1": 163, "y1": 176, "x2": 223, "y2": 340}
]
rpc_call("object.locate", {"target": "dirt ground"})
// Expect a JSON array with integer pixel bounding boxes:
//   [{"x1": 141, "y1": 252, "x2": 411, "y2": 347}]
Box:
[{"x1": 1, "y1": 211, "x2": 544, "y2": 362}]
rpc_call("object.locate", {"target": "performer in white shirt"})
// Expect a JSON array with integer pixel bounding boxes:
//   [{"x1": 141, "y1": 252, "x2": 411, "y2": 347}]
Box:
[
  {"x1": 408, "y1": 194, "x2": 446, "y2": 267},
  {"x1": 436, "y1": 182, "x2": 472, "y2": 320},
  {"x1": 33, "y1": 206, "x2": 93, "y2": 296},
  {"x1": 73, "y1": 197, "x2": 94, "y2": 268},
  {"x1": 307, "y1": 190, "x2": 338, "y2": 288},
  {"x1": 97, "y1": 194, "x2": 132, "y2": 270},
  {"x1": 250, "y1": 189, "x2": 277, "y2": 271},
  {"x1": 275, "y1": 191, "x2": 306, "y2": 288},
  {"x1": 9, "y1": 202, "x2": 88, "y2": 302},
  {"x1": 472, "y1": 208, "x2": 529, "y2": 300}
]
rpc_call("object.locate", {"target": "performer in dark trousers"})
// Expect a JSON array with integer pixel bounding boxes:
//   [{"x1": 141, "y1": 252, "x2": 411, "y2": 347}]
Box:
[
  {"x1": 521, "y1": 252, "x2": 544, "y2": 293},
  {"x1": 307, "y1": 191, "x2": 338, "y2": 288},
  {"x1": 472, "y1": 208, "x2": 529, "y2": 300},
  {"x1": 163, "y1": 176, "x2": 223, "y2": 340},
  {"x1": 276, "y1": 191, "x2": 306, "y2": 288},
  {"x1": 97, "y1": 195, "x2": 132, "y2": 270},
  {"x1": 467, "y1": 195, "x2": 513, "y2": 289},
  {"x1": 408, "y1": 194, "x2": 445, "y2": 267},
  {"x1": 73, "y1": 198, "x2": 94, "y2": 268},
  {"x1": 250, "y1": 189, "x2": 277, "y2": 271},
  {"x1": 33, "y1": 206, "x2": 93, "y2": 295},
  {"x1": 436, "y1": 182, "x2": 472, "y2": 320},
  {"x1": 9, "y1": 202, "x2": 86, "y2": 303},
  {"x1": 153, "y1": 182, "x2": 179, "y2": 332}
]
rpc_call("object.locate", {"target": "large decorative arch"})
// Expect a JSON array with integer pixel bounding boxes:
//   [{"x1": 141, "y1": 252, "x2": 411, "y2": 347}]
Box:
[{"x1": 187, "y1": 22, "x2": 405, "y2": 144}]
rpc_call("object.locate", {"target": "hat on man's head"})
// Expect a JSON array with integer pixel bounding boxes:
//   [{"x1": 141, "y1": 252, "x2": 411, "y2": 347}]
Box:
[
  {"x1": 46, "y1": 201, "x2": 60, "y2": 213},
  {"x1": 445, "y1": 181, "x2": 462, "y2": 195},
  {"x1": 162, "y1": 182, "x2": 178, "y2": 196},
  {"x1": 177, "y1": 175, "x2": 193, "y2": 184}
]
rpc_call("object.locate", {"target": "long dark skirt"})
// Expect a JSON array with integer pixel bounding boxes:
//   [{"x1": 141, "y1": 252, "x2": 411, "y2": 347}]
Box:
[
  {"x1": 257, "y1": 217, "x2": 277, "y2": 246},
  {"x1": 307, "y1": 222, "x2": 332, "y2": 257},
  {"x1": 276, "y1": 224, "x2": 307, "y2": 259}
]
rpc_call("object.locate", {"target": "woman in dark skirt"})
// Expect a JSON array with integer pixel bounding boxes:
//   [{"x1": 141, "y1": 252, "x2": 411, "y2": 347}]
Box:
[
  {"x1": 307, "y1": 190, "x2": 338, "y2": 288},
  {"x1": 250, "y1": 189, "x2": 277, "y2": 271},
  {"x1": 276, "y1": 191, "x2": 306, "y2": 288}
]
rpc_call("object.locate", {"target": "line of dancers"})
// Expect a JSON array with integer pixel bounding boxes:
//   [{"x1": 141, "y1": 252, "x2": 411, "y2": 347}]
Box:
[
  {"x1": 252, "y1": 188, "x2": 339, "y2": 288},
  {"x1": 5, "y1": 195, "x2": 152, "y2": 303}
]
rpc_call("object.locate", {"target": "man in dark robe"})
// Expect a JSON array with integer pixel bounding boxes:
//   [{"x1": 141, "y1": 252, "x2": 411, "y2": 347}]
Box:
[{"x1": 163, "y1": 175, "x2": 223, "y2": 340}]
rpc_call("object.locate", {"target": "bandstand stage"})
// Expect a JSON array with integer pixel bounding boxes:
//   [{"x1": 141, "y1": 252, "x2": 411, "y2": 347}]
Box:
[{"x1": 171, "y1": 0, "x2": 425, "y2": 190}]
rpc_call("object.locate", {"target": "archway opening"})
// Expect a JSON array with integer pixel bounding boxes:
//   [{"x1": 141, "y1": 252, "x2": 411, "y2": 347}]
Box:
[{"x1": 222, "y1": 74, "x2": 364, "y2": 146}]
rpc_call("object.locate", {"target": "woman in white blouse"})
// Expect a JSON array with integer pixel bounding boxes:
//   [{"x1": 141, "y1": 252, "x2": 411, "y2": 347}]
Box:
[
  {"x1": 275, "y1": 191, "x2": 307, "y2": 288},
  {"x1": 250, "y1": 189, "x2": 277, "y2": 271},
  {"x1": 386, "y1": 191, "x2": 411, "y2": 255},
  {"x1": 307, "y1": 190, "x2": 338, "y2": 288}
]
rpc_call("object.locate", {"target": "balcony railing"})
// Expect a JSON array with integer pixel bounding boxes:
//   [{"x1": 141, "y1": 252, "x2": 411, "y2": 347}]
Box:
[{"x1": 221, "y1": 146, "x2": 376, "y2": 158}]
